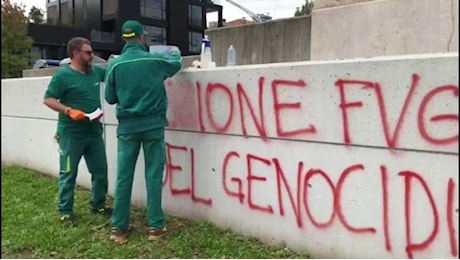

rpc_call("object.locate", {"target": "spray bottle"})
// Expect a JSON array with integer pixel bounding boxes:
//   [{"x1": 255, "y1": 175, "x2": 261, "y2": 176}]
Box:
[{"x1": 200, "y1": 35, "x2": 212, "y2": 68}]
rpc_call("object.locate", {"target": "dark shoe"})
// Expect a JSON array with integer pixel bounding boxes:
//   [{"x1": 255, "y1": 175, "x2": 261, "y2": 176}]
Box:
[
  {"x1": 91, "y1": 207, "x2": 113, "y2": 216},
  {"x1": 148, "y1": 227, "x2": 167, "y2": 240},
  {"x1": 109, "y1": 225, "x2": 135, "y2": 244},
  {"x1": 60, "y1": 214, "x2": 74, "y2": 225}
]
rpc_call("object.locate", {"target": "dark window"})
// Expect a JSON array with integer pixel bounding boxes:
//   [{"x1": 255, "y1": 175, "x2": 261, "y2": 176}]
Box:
[
  {"x1": 188, "y1": 5, "x2": 203, "y2": 28},
  {"x1": 45, "y1": 46, "x2": 60, "y2": 60},
  {"x1": 188, "y1": 31, "x2": 202, "y2": 53},
  {"x1": 82, "y1": 0, "x2": 87, "y2": 21},
  {"x1": 143, "y1": 25, "x2": 167, "y2": 46},
  {"x1": 30, "y1": 46, "x2": 41, "y2": 65},
  {"x1": 140, "y1": 0, "x2": 166, "y2": 20},
  {"x1": 47, "y1": 5, "x2": 58, "y2": 24},
  {"x1": 60, "y1": 1, "x2": 69, "y2": 25}
]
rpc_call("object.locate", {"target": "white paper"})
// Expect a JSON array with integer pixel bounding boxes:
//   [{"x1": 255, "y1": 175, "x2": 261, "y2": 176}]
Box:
[
  {"x1": 85, "y1": 108, "x2": 103, "y2": 121},
  {"x1": 149, "y1": 45, "x2": 180, "y2": 56},
  {"x1": 149, "y1": 45, "x2": 172, "y2": 55}
]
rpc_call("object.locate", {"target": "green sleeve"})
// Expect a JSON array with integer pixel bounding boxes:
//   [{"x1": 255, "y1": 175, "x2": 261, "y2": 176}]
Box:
[
  {"x1": 94, "y1": 65, "x2": 107, "y2": 82},
  {"x1": 44, "y1": 73, "x2": 66, "y2": 99},
  {"x1": 151, "y1": 51, "x2": 182, "y2": 78},
  {"x1": 164, "y1": 51, "x2": 182, "y2": 77},
  {"x1": 104, "y1": 61, "x2": 118, "y2": 105}
]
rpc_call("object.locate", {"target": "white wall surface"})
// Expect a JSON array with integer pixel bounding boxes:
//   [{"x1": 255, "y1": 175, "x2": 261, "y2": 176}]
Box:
[
  {"x1": 2, "y1": 53, "x2": 458, "y2": 259},
  {"x1": 311, "y1": 0, "x2": 459, "y2": 60},
  {"x1": 314, "y1": 0, "x2": 377, "y2": 9}
]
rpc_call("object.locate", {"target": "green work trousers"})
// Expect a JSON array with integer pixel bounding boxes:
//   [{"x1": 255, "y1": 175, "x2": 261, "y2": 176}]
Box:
[
  {"x1": 111, "y1": 128, "x2": 166, "y2": 230},
  {"x1": 58, "y1": 135, "x2": 108, "y2": 215}
]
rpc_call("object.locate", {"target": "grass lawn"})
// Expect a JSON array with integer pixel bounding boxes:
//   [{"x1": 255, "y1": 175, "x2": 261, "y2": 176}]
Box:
[{"x1": 1, "y1": 165, "x2": 311, "y2": 259}]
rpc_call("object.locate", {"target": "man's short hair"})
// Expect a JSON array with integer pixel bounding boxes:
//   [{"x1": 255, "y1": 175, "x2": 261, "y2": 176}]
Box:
[{"x1": 67, "y1": 37, "x2": 91, "y2": 58}]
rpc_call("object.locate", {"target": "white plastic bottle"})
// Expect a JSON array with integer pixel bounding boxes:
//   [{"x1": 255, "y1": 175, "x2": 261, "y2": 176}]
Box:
[
  {"x1": 200, "y1": 35, "x2": 212, "y2": 68},
  {"x1": 201, "y1": 35, "x2": 209, "y2": 53},
  {"x1": 227, "y1": 45, "x2": 236, "y2": 66}
]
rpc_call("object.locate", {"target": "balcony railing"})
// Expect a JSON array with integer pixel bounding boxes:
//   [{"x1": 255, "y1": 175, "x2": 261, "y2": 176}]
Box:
[
  {"x1": 46, "y1": 18, "x2": 57, "y2": 25},
  {"x1": 90, "y1": 30, "x2": 115, "y2": 43}
]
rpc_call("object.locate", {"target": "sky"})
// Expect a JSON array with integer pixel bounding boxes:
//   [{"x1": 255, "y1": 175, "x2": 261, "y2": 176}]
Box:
[{"x1": 11, "y1": 0, "x2": 306, "y2": 22}]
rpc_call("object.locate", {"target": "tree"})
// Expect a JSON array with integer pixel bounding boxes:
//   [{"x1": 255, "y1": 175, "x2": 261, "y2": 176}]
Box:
[
  {"x1": 1, "y1": 0, "x2": 34, "y2": 78},
  {"x1": 294, "y1": 0, "x2": 314, "y2": 16},
  {"x1": 29, "y1": 6, "x2": 44, "y2": 24}
]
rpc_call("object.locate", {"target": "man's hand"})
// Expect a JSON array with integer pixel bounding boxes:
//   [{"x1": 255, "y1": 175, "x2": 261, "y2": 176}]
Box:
[
  {"x1": 170, "y1": 46, "x2": 181, "y2": 55},
  {"x1": 54, "y1": 133, "x2": 60, "y2": 143},
  {"x1": 67, "y1": 109, "x2": 86, "y2": 121}
]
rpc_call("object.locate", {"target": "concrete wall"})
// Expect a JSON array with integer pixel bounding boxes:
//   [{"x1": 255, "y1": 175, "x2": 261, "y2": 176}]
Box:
[
  {"x1": 2, "y1": 53, "x2": 459, "y2": 259},
  {"x1": 206, "y1": 16, "x2": 311, "y2": 66},
  {"x1": 23, "y1": 67, "x2": 61, "y2": 78},
  {"x1": 204, "y1": 0, "x2": 457, "y2": 65},
  {"x1": 311, "y1": 0, "x2": 459, "y2": 60},
  {"x1": 314, "y1": 0, "x2": 377, "y2": 9}
]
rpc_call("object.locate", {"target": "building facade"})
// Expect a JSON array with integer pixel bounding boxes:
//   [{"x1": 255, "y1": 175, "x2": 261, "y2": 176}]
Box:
[{"x1": 28, "y1": 0, "x2": 223, "y2": 60}]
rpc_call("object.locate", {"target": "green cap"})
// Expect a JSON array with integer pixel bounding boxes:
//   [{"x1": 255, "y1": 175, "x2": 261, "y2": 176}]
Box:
[{"x1": 121, "y1": 20, "x2": 147, "y2": 38}]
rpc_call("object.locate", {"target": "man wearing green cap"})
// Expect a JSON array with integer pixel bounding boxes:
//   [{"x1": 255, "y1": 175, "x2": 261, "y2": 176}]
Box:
[{"x1": 105, "y1": 20, "x2": 182, "y2": 244}]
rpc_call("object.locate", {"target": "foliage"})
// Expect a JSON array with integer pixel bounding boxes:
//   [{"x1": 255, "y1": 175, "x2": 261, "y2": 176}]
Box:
[
  {"x1": 1, "y1": 0, "x2": 34, "y2": 78},
  {"x1": 29, "y1": 5, "x2": 44, "y2": 24},
  {"x1": 294, "y1": 0, "x2": 314, "y2": 16}
]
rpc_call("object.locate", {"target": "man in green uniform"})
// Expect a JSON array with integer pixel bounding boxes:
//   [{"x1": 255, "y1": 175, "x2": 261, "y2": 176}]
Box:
[
  {"x1": 43, "y1": 37, "x2": 112, "y2": 225},
  {"x1": 105, "y1": 20, "x2": 182, "y2": 244}
]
